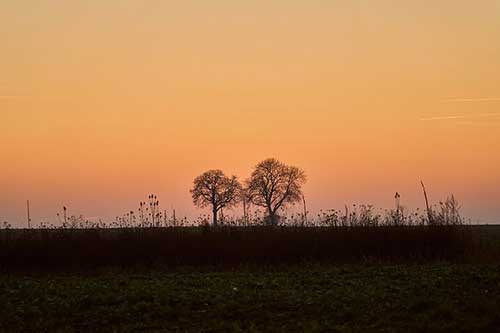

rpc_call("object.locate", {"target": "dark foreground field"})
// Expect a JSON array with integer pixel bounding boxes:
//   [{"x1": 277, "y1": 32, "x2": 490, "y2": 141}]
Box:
[
  {"x1": 2, "y1": 264, "x2": 500, "y2": 332},
  {"x1": 2, "y1": 225, "x2": 500, "y2": 332}
]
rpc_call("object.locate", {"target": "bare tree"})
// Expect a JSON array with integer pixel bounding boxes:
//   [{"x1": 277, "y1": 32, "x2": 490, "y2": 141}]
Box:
[
  {"x1": 246, "y1": 158, "x2": 307, "y2": 226},
  {"x1": 191, "y1": 170, "x2": 241, "y2": 226}
]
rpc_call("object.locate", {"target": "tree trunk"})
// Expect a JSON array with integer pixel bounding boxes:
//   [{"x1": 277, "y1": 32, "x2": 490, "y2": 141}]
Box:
[
  {"x1": 243, "y1": 199, "x2": 247, "y2": 226},
  {"x1": 212, "y1": 207, "x2": 218, "y2": 226},
  {"x1": 267, "y1": 207, "x2": 277, "y2": 226}
]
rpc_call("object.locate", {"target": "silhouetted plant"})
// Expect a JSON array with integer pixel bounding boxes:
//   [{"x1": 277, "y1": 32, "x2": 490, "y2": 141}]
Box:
[{"x1": 430, "y1": 195, "x2": 464, "y2": 226}]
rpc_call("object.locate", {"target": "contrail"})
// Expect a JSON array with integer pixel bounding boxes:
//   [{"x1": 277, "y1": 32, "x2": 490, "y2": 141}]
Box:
[
  {"x1": 0, "y1": 95, "x2": 28, "y2": 99},
  {"x1": 420, "y1": 113, "x2": 500, "y2": 121},
  {"x1": 0, "y1": 95, "x2": 69, "y2": 100},
  {"x1": 420, "y1": 115, "x2": 466, "y2": 121},
  {"x1": 441, "y1": 97, "x2": 500, "y2": 103}
]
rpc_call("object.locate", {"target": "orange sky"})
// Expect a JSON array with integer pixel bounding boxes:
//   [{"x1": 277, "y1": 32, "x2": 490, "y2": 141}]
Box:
[{"x1": 2, "y1": 1, "x2": 500, "y2": 225}]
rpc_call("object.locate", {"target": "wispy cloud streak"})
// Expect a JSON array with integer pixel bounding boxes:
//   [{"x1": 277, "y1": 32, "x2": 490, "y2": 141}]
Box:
[
  {"x1": 420, "y1": 115, "x2": 466, "y2": 121},
  {"x1": 0, "y1": 95, "x2": 69, "y2": 100},
  {"x1": 441, "y1": 97, "x2": 500, "y2": 103},
  {"x1": 420, "y1": 113, "x2": 500, "y2": 121},
  {"x1": 0, "y1": 95, "x2": 28, "y2": 99}
]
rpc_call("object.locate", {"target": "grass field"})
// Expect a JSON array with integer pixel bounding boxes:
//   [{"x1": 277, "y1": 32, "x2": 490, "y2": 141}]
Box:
[
  {"x1": 2, "y1": 264, "x2": 500, "y2": 332},
  {"x1": 1, "y1": 225, "x2": 500, "y2": 331}
]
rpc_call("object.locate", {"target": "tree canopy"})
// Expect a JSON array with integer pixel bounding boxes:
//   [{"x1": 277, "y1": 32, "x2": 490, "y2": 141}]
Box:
[
  {"x1": 191, "y1": 170, "x2": 241, "y2": 226},
  {"x1": 246, "y1": 158, "x2": 306, "y2": 225}
]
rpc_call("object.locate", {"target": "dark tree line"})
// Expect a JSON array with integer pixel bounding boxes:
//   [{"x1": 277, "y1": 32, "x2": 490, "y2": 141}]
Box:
[{"x1": 191, "y1": 158, "x2": 307, "y2": 226}]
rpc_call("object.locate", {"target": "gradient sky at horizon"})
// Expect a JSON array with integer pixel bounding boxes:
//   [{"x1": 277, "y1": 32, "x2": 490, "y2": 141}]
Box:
[{"x1": 1, "y1": 1, "x2": 500, "y2": 226}]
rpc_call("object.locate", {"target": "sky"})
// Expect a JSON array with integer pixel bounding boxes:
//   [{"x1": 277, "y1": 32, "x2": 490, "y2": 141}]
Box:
[{"x1": 1, "y1": 1, "x2": 500, "y2": 226}]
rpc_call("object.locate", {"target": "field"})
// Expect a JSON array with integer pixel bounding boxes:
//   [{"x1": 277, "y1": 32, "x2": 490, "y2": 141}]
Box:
[
  {"x1": 2, "y1": 264, "x2": 500, "y2": 332},
  {"x1": 1, "y1": 225, "x2": 500, "y2": 332},
  {"x1": 0, "y1": 225, "x2": 483, "y2": 269}
]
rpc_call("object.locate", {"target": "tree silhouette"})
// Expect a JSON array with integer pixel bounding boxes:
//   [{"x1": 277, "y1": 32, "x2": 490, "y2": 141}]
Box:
[
  {"x1": 246, "y1": 158, "x2": 306, "y2": 226},
  {"x1": 191, "y1": 170, "x2": 241, "y2": 226}
]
